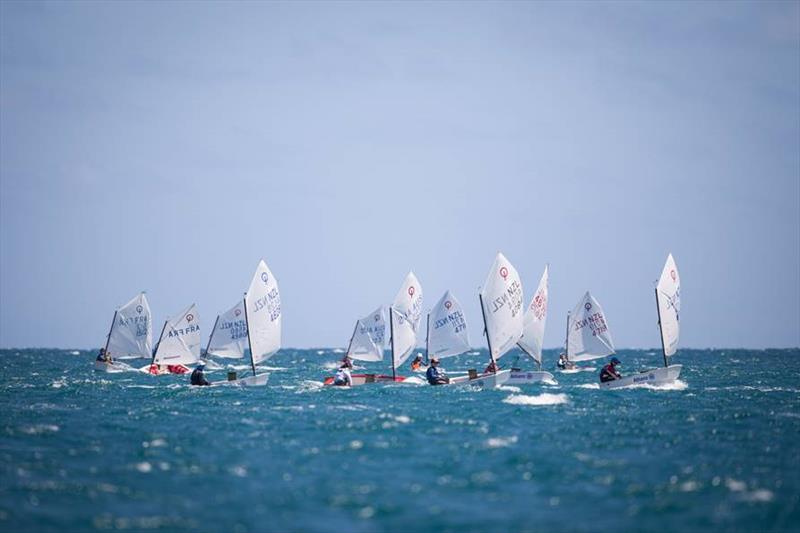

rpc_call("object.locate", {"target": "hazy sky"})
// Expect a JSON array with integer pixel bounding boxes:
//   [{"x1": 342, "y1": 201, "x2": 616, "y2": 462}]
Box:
[{"x1": 1, "y1": 1, "x2": 798, "y2": 350}]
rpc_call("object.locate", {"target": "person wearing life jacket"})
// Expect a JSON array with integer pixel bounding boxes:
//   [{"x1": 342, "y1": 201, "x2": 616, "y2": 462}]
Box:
[
  {"x1": 557, "y1": 353, "x2": 568, "y2": 369},
  {"x1": 484, "y1": 360, "x2": 500, "y2": 374},
  {"x1": 410, "y1": 354, "x2": 427, "y2": 372},
  {"x1": 599, "y1": 357, "x2": 622, "y2": 383},
  {"x1": 96, "y1": 348, "x2": 112, "y2": 364},
  {"x1": 190, "y1": 361, "x2": 210, "y2": 386},
  {"x1": 426, "y1": 358, "x2": 450, "y2": 385},
  {"x1": 333, "y1": 358, "x2": 353, "y2": 386}
]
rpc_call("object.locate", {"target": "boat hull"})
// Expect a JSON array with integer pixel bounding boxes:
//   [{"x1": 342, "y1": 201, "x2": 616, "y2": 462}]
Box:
[
  {"x1": 447, "y1": 369, "x2": 511, "y2": 389},
  {"x1": 139, "y1": 364, "x2": 191, "y2": 375},
  {"x1": 505, "y1": 370, "x2": 556, "y2": 385},
  {"x1": 93, "y1": 361, "x2": 120, "y2": 372},
  {"x1": 210, "y1": 373, "x2": 269, "y2": 387},
  {"x1": 323, "y1": 374, "x2": 406, "y2": 387},
  {"x1": 599, "y1": 364, "x2": 682, "y2": 389}
]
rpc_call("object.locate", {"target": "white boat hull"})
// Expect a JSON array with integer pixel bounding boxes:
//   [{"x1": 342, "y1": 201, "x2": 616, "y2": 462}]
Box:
[
  {"x1": 505, "y1": 370, "x2": 556, "y2": 385},
  {"x1": 599, "y1": 364, "x2": 682, "y2": 389},
  {"x1": 448, "y1": 369, "x2": 511, "y2": 389},
  {"x1": 210, "y1": 373, "x2": 269, "y2": 387},
  {"x1": 94, "y1": 361, "x2": 116, "y2": 372}
]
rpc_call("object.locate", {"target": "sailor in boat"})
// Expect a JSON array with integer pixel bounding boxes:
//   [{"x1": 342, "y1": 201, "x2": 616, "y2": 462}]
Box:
[
  {"x1": 599, "y1": 357, "x2": 622, "y2": 383},
  {"x1": 426, "y1": 358, "x2": 450, "y2": 385},
  {"x1": 484, "y1": 360, "x2": 500, "y2": 374},
  {"x1": 557, "y1": 353, "x2": 574, "y2": 370},
  {"x1": 190, "y1": 361, "x2": 210, "y2": 386},
  {"x1": 96, "y1": 348, "x2": 112, "y2": 365},
  {"x1": 332, "y1": 358, "x2": 353, "y2": 387},
  {"x1": 410, "y1": 354, "x2": 427, "y2": 372}
]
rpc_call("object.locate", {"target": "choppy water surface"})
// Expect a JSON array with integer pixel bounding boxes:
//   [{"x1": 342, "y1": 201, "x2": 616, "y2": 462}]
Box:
[{"x1": 1, "y1": 348, "x2": 798, "y2": 532}]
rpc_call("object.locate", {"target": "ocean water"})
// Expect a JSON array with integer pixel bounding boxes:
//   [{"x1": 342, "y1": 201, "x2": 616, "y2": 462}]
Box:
[{"x1": 1, "y1": 348, "x2": 798, "y2": 532}]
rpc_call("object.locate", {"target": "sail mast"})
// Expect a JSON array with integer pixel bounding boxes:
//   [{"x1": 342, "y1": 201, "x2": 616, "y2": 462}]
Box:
[
  {"x1": 479, "y1": 294, "x2": 496, "y2": 368},
  {"x1": 345, "y1": 321, "x2": 359, "y2": 356},
  {"x1": 389, "y1": 307, "x2": 396, "y2": 380},
  {"x1": 425, "y1": 313, "x2": 430, "y2": 363},
  {"x1": 564, "y1": 312, "x2": 570, "y2": 363},
  {"x1": 151, "y1": 320, "x2": 168, "y2": 365},
  {"x1": 204, "y1": 314, "x2": 220, "y2": 358},
  {"x1": 103, "y1": 311, "x2": 118, "y2": 354},
  {"x1": 243, "y1": 293, "x2": 256, "y2": 377},
  {"x1": 655, "y1": 287, "x2": 668, "y2": 368}
]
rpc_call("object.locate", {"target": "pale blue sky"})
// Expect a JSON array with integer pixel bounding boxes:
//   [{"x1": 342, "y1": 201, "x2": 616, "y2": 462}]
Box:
[{"x1": 1, "y1": 1, "x2": 798, "y2": 349}]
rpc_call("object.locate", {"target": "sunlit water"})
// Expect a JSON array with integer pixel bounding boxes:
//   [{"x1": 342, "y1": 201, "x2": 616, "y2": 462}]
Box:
[{"x1": 1, "y1": 348, "x2": 798, "y2": 532}]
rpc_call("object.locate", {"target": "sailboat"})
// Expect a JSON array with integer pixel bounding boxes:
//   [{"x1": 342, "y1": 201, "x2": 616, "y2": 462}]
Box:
[
  {"x1": 560, "y1": 291, "x2": 615, "y2": 373},
  {"x1": 508, "y1": 265, "x2": 556, "y2": 385},
  {"x1": 388, "y1": 271, "x2": 424, "y2": 380},
  {"x1": 445, "y1": 252, "x2": 520, "y2": 389},
  {"x1": 600, "y1": 254, "x2": 683, "y2": 389},
  {"x1": 210, "y1": 259, "x2": 281, "y2": 386},
  {"x1": 95, "y1": 292, "x2": 152, "y2": 372},
  {"x1": 324, "y1": 313, "x2": 394, "y2": 386},
  {"x1": 144, "y1": 303, "x2": 201, "y2": 375},
  {"x1": 202, "y1": 300, "x2": 248, "y2": 370}
]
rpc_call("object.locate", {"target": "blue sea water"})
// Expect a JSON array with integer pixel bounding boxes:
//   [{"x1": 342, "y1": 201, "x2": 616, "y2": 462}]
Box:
[{"x1": 0, "y1": 348, "x2": 798, "y2": 532}]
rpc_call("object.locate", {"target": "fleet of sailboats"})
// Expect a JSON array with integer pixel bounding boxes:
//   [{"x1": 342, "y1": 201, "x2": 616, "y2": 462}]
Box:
[{"x1": 95, "y1": 253, "x2": 684, "y2": 391}]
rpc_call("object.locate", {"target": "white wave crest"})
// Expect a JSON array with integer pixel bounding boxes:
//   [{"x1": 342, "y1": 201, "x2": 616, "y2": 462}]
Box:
[
  {"x1": 631, "y1": 379, "x2": 688, "y2": 391},
  {"x1": 503, "y1": 393, "x2": 569, "y2": 406},
  {"x1": 486, "y1": 435, "x2": 518, "y2": 448}
]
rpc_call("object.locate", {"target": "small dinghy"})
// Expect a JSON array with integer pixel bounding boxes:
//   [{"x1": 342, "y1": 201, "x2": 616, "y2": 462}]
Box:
[
  {"x1": 142, "y1": 303, "x2": 201, "y2": 375},
  {"x1": 509, "y1": 265, "x2": 556, "y2": 385},
  {"x1": 601, "y1": 254, "x2": 682, "y2": 389},
  {"x1": 95, "y1": 292, "x2": 153, "y2": 372},
  {"x1": 559, "y1": 291, "x2": 616, "y2": 373},
  {"x1": 210, "y1": 260, "x2": 281, "y2": 387}
]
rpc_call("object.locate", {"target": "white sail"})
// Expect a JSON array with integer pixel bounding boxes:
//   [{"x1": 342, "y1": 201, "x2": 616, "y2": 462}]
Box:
[
  {"x1": 656, "y1": 253, "x2": 681, "y2": 357},
  {"x1": 427, "y1": 290, "x2": 470, "y2": 359},
  {"x1": 518, "y1": 265, "x2": 549, "y2": 365},
  {"x1": 347, "y1": 319, "x2": 384, "y2": 362},
  {"x1": 153, "y1": 303, "x2": 201, "y2": 365},
  {"x1": 392, "y1": 271, "x2": 424, "y2": 333},
  {"x1": 567, "y1": 292, "x2": 615, "y2": 362},
  {"x1": 480, "y1": 252, "x2": 524, "y2": 359},
  {"x1": 105, "y1": 292, "x2": 153, "y2": 359},
  {"x1": 359, "y1": 306, "x2": 388, "y2": 347},
  {"x1": 206, "y1": 300, "x2": 248, "y2": 358},
  {"x1": 390, "y1": 307, "x2": 417, "y2": 368},
  {"x1": 245, "y1": 259, "x2": 282, "y2": 365}
]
